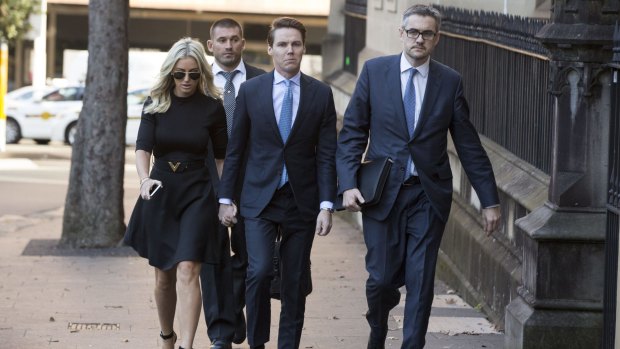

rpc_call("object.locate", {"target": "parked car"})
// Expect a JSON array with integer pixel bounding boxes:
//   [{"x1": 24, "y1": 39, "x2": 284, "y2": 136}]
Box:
[
  {"x1": 5, "y1": 85, "x2": 85, "y2": 144},
  {"x1": 5, "y1": 87, "x2": 148, "y2": 145},
  {"x1": 4, "y1": 85, "x2": 58, "y2": 144},
  {"x1": 50, "y1": 87, "x2": 149, "y2": 145}
]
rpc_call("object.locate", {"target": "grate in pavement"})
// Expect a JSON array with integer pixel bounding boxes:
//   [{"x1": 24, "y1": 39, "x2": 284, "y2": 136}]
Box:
[{"x1": 67, "y1": 322, "x2": 120, "y2": 331}]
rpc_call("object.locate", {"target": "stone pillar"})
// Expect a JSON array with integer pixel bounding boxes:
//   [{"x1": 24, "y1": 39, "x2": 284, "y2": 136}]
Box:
[
  {"x1": 321, "y1": 0, "x2": 346, "y2": 79},
  {"x1": 505, "y1": 1, "x2": 617, "y2": 348},
  {"x1": 603, "y1": 23, "x2": 620, "y2": 349}
]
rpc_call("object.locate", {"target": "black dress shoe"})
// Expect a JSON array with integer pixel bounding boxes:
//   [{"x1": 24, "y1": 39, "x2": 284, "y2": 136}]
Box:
[
  {"x1": 233, "y1": 312, "x2": 247, "y2": 344},
  {"x1": 210, "y1": 340, "x2": 232, "y2": 349}
]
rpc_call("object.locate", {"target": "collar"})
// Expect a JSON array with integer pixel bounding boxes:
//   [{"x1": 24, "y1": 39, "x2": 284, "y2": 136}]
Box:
[
  {"x1": 399, "y1": 53, "x2": 430, "y2": 78},
  {"x1": 212, "y1": 59, "x2": 247, "y2": 76},
  {"x1": 273, "y1": 70, "x2": 301, "y2": 86}
]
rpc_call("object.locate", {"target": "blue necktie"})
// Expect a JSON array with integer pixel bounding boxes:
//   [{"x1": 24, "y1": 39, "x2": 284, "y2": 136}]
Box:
[
  {"x1": 220, "y1": 70, "x2": 240, "y2": 137},
  {"x1": 404, "y1": 68, "x2": 417, "y2": 179},
  {"x1": 278, "y1": 80, "x2": 293, "y2": 187}
]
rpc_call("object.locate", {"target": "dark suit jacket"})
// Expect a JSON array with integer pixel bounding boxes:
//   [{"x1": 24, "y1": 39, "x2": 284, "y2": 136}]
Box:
[
  {"x1": 337, "y1": 55, "x2": 499, "y2": 222},
  {"x1": 230, "y1": 63, "x2": 266, "y2": 196},
  {"x1": 207, "y1": 62, "x2": 265, "y2": 193},
  {"x1": 220, "y1": 71, "x2": 337, "y2": 221}
]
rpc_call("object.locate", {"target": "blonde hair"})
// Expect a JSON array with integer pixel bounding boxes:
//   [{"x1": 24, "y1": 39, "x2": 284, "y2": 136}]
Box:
[{"x1": 145, "y1": 37, "x2": 220, "y2": 114}]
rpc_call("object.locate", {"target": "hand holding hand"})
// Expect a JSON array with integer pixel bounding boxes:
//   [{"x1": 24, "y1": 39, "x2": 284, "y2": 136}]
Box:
[
  {"x1": 218, "y1": 204, "x2": 238, "y2": 227},
  {"x1": 482, "y1": 206, "x2": 501, "y2": 236},
  {"x1": 343, "y1": 188, "x2": 365, "y2": 212},
  {"x1": 315, "y1": 209, "x2": 333, "y2": 236}
]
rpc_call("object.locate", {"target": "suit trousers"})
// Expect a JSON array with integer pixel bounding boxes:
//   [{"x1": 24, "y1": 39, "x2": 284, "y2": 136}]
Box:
[
  {"x1": 244, "y1": 184, "x2": 315, "y2": 349},
  {"x1": 362, "y1": 183, "x2": 446, "y2": 349},
  {"x1": 200, "y1": 226, "x2": 236, "y2": 343}
]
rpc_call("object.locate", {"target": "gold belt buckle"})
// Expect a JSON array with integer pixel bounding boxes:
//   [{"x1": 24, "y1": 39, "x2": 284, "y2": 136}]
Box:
[{"x1": 168, "y1": 161, "x2": 181, "y2": 172}]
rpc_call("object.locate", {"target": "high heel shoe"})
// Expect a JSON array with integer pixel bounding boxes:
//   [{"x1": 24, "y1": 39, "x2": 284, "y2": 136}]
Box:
[{"x1": 160, "y1": 330, "x2": 177, "y2": 344}]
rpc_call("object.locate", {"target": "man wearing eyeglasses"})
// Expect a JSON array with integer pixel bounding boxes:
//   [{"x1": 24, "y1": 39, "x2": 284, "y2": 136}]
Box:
[
  {"x1": 200, "y1": 18, "x2": 265, "y2": 349},
  {"x1": 337, "y1": 5, "x2": 501, "y2": 349}
]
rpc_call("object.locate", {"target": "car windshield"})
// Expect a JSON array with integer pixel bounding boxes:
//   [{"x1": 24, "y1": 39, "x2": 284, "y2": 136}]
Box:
[{"x1": 43, "y1": 87, "x2": 83, "y2": 102}]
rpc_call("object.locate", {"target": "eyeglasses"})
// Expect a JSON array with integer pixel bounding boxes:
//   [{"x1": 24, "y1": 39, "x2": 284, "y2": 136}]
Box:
[
  {"x1": 171, "y1": 71, "x2": 201, "y2": 80},
  {"x1": 403, "y1": 28, "x2": 436, "y2": 40}
]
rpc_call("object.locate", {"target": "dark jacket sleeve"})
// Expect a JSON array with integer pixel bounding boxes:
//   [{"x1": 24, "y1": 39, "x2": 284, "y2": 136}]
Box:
[
  {"x1": 135, "y1": 98, "x2": 155, "y2": 152},
  {"x1": 336, "y1": 62, "x2": 371, "y2": 194},
  {"x1": 219, "y1": 83, "x2": 251, "y2": 200}
]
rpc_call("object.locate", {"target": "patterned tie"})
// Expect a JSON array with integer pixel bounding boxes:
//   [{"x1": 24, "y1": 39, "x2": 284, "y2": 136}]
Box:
[
  {"x1": 220, "y1": 70, "x2": 240, "y2": 137},
  {"x1": 278, "y1": 79, "x2": 293, "y2": 187},
  {"x1": 404, "y1": 68, "x2": 417, "y2": 179}
]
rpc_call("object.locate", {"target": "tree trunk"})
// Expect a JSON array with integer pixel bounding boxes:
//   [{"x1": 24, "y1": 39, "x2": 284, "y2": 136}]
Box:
[{"x1": 60, "y1": 0, "x2": 129, "y2": 248}]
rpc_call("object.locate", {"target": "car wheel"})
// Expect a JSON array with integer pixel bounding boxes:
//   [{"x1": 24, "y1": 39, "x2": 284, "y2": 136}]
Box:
[
  {"x1": 5, "y1": 118, "x2": 22, "y2": 144},
  {"x1": 34, "y1": 139, "x2": 50, "y2": 145},
  {"x1": 65, "y1": 122, "x2": 77, "y2": 145}
]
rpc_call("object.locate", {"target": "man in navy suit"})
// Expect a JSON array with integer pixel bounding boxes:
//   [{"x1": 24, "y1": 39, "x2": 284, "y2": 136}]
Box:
[
  {"x1": 337, "y1": 5, "x2": 501, "y2": 349},
  {"x1": 200, "y1": 18, "x2": 265, "y2": 349},
  {"x1": 218, "y1": 17, "x2": 337, "y2": 349}
]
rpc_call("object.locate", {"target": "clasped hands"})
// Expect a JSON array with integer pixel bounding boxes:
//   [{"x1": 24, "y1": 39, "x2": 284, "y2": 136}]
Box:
[{"x1": 218, "y1": 203, "x2": 238, "y2": 227}]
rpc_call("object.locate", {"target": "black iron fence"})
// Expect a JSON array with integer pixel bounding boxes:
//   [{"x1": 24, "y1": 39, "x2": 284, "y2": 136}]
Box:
[{"x1": 433, "y1": 6, "x2": 553, "y2": 175}]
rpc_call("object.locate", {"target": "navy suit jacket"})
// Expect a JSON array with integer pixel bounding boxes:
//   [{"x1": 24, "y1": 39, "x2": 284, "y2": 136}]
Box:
[
  {"x1": 207, "y1": 62, "x2": 265, "y2": 193},
  {"x1": 337, "y1": 55, "x2": 499, "y2": 222},
  {"x1": 220, "y1": 71, "x2": 337, "y2": 221}
]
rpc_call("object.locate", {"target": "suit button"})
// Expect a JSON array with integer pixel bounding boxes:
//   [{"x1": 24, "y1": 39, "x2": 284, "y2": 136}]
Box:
[{"x1": 400, "y1": 167, "x2": 405, "y2": 171}]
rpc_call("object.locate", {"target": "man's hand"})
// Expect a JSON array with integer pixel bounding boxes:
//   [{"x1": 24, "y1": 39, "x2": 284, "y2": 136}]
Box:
[
  {"x1": 343, "y1": 188, "x2": 365, "y2": 212},
  {"x1": 315, "y1": 209, "x2": 333, "y2": 236},
  {"x1": 482, "y1": 206, "x2": 501, "y2": 236},
  {"x1": 218, "y1": 203, "x2": 238, "y2": 227}
]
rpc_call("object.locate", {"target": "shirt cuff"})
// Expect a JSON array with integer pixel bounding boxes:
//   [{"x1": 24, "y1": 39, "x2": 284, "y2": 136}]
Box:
[
  {"x1": 320, "y1": 201, "x2": 334, "y2": 210},
  {"x1": 219, "y1": 198, "x2": 233, "y2": 205},
  {"x1": 484, "y1": 204, "x2": 500, "y2": 209}
]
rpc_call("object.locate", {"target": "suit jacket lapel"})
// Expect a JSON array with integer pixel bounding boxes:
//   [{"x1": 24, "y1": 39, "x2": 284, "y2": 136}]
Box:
[
  {"x1": 388, "y1": 56, "x2": 410, "y2": 140},
  {"x1": 412, "y1": 60, "x2": 441, "y2": 140},
  {"x1": 263, "y1": 71, "x2": 282, "y2": 144},
  {"x1": 287, "y1": 73, "x2": 313, "y2": 143}
]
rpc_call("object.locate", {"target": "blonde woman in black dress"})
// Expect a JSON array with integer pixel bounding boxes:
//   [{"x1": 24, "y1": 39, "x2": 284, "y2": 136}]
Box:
[{"x1": 125, "y1": 37, "x2": 227, "y2": 349}]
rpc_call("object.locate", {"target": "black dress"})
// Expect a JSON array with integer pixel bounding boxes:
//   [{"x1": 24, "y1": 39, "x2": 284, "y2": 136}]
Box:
[{"x1": 125, "y1": 91, "x2": 227, "y2": 270}]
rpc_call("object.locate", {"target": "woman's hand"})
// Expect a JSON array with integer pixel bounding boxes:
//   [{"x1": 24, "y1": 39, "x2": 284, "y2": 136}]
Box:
[{"x1": 140, "y1": 178, "x2": 163, "y2": 200}]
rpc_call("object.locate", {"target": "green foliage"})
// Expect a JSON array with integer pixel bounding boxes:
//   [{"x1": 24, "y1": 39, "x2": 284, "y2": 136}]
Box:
[{"x1": 0, "y1": 0, "x2": 40, "y2": 42}]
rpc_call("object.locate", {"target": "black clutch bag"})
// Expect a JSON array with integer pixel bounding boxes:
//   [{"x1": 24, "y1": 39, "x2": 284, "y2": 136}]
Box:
[{"x1": 335, "y1": 156, "x2": 393, "y2": 210}]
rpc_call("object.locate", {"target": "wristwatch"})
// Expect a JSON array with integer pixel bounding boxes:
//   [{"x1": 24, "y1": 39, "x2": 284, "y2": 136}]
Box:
[{"x1": 321, "y1": 207, "x2": 334, "y2": 213}]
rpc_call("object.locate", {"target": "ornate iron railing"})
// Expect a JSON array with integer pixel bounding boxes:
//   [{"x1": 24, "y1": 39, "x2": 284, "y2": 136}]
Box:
[{"x1": 433, "y1": 6, "x2": 553, "y2": 175}]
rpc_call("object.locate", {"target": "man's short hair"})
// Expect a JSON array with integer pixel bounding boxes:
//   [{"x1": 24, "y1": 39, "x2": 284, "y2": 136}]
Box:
[
  {"x1": 267, "y1": 17, "x2": 306, "y2": 47},
  {"x1": 402, "y1": 5, "x2": 442, "y2": 30},
  {"x1": 210, "y1": 18, "x2": 244, "y2": 39}
]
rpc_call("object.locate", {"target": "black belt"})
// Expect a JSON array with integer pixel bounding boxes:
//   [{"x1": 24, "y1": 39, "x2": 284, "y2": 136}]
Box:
[
  {"x1": 403, "y1": 176, "x2": 420, "y2": 186},
  {"x1": 153, "y1": 158, "x2": 205, "y2": 173}
]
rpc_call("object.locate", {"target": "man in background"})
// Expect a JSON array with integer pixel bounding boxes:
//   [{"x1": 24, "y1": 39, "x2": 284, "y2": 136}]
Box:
[{"x1": 200, "y1": 18, "x2": 265, "y2": 349}]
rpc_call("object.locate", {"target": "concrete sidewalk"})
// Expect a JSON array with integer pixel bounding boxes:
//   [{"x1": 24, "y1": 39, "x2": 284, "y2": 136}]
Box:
[{"x1": 0, "y1": 206, "x2": 503, "y2": 349}]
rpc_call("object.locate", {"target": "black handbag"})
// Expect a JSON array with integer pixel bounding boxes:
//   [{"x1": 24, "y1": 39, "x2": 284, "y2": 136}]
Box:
[
  {"x1": 335, "y1": 156, "x2": 393, "y2": 210},
  {"x1": 270, "y1": 229, "x2": 313, "y2": 300}
]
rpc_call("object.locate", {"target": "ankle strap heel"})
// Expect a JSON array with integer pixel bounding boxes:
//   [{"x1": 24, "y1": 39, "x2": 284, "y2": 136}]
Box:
[{"x1": 160, "y1": 330, "x2": 177, "y2": 342}]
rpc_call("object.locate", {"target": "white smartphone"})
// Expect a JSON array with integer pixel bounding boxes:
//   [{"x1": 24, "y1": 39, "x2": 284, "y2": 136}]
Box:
[{"x1": 149, "y1": 184, "x2": 162, "y2": 196}]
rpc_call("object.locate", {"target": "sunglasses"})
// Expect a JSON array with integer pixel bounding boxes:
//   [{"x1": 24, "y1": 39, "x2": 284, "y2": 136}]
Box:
[{"x1": 171, "y1": 71, "x2": 201, "y2": 80}]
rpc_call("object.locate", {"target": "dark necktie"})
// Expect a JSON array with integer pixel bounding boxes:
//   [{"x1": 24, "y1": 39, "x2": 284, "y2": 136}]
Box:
[
  {"x1": 220, "y1": 70, "x2": 240, "y2": 137},
  {"x1": 404, "y1": 68, "x2": 417, "y2": 178},
  {"x1": 278, "y1": 79, "x2": 293, "y2": 187}
]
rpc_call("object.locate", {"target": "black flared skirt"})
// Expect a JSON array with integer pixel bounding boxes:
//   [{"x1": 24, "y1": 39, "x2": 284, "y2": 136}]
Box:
[{"x1": 124, "y1": 164, "x2": 223, "y2": 270}]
